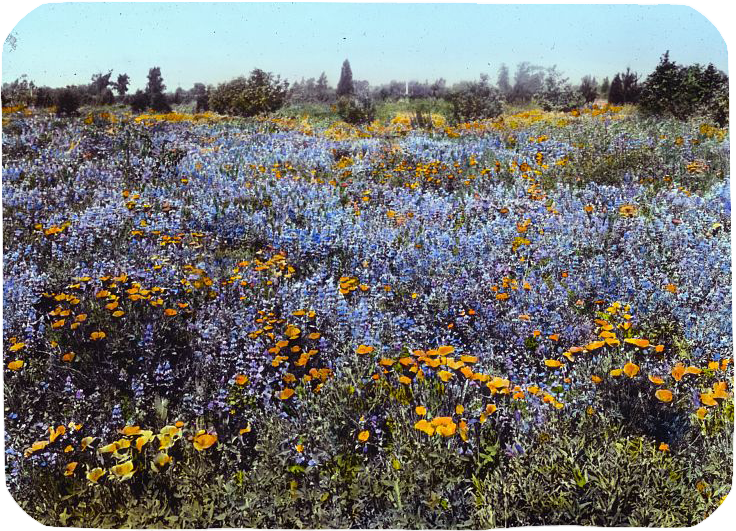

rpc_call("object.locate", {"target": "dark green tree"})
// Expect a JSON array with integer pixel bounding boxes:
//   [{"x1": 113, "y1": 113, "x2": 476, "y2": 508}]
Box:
[
  {"x1": 56, "y1": 87, "x2": 81, "y2": 116},
  {"x1": 129, "y1": 90, "x2": 149, "y2": 113},
  {"x1": 600, "y1": 77, "x2": 610, "y2": 100},
  {"x1": 579, "y1": 75, "x2": 598, "y2": 103},
  {"x1": 639, "y1": 51, "x2": 728, "y2": 125},
  {"x1": 144, "y1": 67, "x2": 170, "y2": 112},
  {"x1": 146, "y1": 67, "x2": 166, "y2": 95},
  {"x1": 621, "y1": 68, "x2": 640, "y2": 103},
  {"x1": 91, "y1": 71, "x2": 113, "y2": 94},
  {"x1": 608, "y1": 74, "x2": 624, "y2": 104},
  {"x1": 115, "y1": 74, "x2": 130, "y2": 98},
  {"x1": 336, "y1": 59, "x2": 354, "y2": 97}
]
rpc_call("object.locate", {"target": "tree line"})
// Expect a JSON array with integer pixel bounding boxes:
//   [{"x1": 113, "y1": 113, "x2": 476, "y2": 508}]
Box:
[{"x1": 1, "y1": 52, "x2": 728, "y2": 126}]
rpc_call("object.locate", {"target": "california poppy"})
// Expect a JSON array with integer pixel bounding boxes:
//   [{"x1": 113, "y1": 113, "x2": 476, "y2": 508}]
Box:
[
  {"x1": 655, "y1": 389, "x2": 673, "y2": 403},
  {"x1": 193, "y1": 431, "x2": 218, "y2": 451},
  {"x1": 86, "y1": 467, "x2": 106, "y2": 483}
]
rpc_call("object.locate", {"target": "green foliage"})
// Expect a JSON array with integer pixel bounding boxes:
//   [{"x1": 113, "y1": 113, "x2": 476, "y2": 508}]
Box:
[
  {"x1": 146, "y1": 67, "x2": 166, "y2": 96},
  {"x1": 471, "y1": 412, "x2": 731, "y2": 527},
  {"x1": 579, "y1": 75, "x2": 598, "y2": 103},
  {"x1": 55, "y1": 88, "x2": 81, "y2": 116},
  {"x1": 210, "y1": 69, "x2": 289, "y2": 117},
  {"x1": 639, "y1": 52, "x2": 729, "y2": 126},
  {"x1": 129, "y1": 90, "x2": 149, "y2": 114},
  {"x1": 115, "y1": 74, "x2": 130, "y2": 98},
  {"x1": 447, "y1": 76, "x2": 504, "y2": 123},
  {"x1": 336, "y1": 95, "x2": 376, "y2": 124},
  {"x1": 150, "y1": 92, "x2": 172, "y2": 113},
  {"x1": 533, "y1": 69, "x2": 585, "y2": 112},
  {"x1": 608, "y1": 69, "x2": 640, "y2": 105}
]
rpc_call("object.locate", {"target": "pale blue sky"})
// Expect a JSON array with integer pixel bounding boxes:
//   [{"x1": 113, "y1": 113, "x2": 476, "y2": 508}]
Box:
[{"x1": 1, "y1": 3, "x2": 730, "y2": 92}]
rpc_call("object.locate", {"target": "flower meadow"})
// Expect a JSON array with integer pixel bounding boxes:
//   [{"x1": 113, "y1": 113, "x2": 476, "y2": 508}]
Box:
[{"x1": 2, "y1": 104, "x2": 733, "y2": 527}]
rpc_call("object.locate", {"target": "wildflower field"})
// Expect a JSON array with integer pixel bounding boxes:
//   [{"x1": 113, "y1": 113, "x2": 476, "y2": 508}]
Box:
[{"x1": 2, "y1": 104, "x2": 733, "y2": 527}]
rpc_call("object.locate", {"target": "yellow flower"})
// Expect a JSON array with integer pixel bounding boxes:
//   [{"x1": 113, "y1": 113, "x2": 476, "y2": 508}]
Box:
[
  {"x1": 64, "y1": 462, "x2": 78, "y2": 476},
  {"x1": 98, "y1": 442, "x2": 119, "y2": 454},
  {"x1": 358, "y1": 430, "x2": 370, "y2": 442},
  {"x1": 624, "y1": 338, "x2": 650, "y2": 348},
  {"x1": 24, "y1": 440, "x2": 49, "y2": 457},
  {"x1": 152, "y1": 452, "x2": 172, "y2": 471},
  {"x1": 415, "y1": 405, "x2": 427, "y2": 416},
  {"x1": 193, "y1": 431, "x2": 218, "y2": 451},
  {"x1": 110, "y1": 460, "x2": 136, "y2": 480},
  {"x1": 86, "y1": 467, "x2": 106, "y2": 483},
  {"x1": 7, "y1": 360, "x2": 24, "y2": 371},
  {"x1": 278, "y1": 388, "x2": 295, "y2": 400},
  {"x1": 356, "y1": 344, "x2": 374, "y2": 355},
  {"x1": 414, "y1": 419, "x2": 435, "y2": 436},
  {"x1": 655, "y1": 389, "x2": 673, "y2": 403},
  {"x1": 121, "y1": 425, "x2": 142, "y2": 436},
  {"x1": 623, "y1": 362, "x2": 640, "y2": 378},
  {"x1": 135, "y1": 431, "x2": 154, "y2": 452},
  {"x1": 435, "y1": 421, "x2": 457, "y2": 437},
  {"x1": 437, "y1": 370, "x2": 453, "y2": 382}
]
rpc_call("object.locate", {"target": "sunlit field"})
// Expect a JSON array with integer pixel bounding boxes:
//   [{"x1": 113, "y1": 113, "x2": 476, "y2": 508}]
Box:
[{"x1": 3, "y1": 102, "x2": 732, "y2": 527}]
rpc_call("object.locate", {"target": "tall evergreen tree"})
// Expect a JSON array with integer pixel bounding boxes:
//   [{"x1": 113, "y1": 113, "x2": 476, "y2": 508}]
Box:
[
  {"x1": 497, "y1": 63, "x2": 511, "y2": 97},
  {"x1": 146, "y1": 67, "x2": 166, "y2": 96},
  {"x1": 315, "y1": 72, "x2": 331, "y2": 102},
  {"x1": 336, "y1": 59, "x2": 354, "y2": 97},
  {"x1": 144, "y1": 67, "x2": 170, "y2": 112},
  {"x1": 621, "y1": 68, "x2": 640, "y2": 103},
  {"x1": 600, "y1": 77, "x2": 610, "y2": 100},
  {"x1": 608, "y1": 74, "x2": 624, "y2": 104}
]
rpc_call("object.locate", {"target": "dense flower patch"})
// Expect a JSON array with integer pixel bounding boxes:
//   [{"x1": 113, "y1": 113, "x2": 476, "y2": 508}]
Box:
[{"x1": 3, "y1": 105, "x2": 732, "y2": 527}]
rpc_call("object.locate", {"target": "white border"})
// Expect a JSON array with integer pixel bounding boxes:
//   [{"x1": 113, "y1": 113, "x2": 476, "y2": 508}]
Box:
[{"x1": 1, "y1": 2, "x2": 734, "y2": 531}]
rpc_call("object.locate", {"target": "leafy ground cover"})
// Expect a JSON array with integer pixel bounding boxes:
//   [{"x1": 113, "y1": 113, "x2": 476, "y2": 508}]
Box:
[{"x1": 2, "y1": 103, "x2": 732, "y2": 527}]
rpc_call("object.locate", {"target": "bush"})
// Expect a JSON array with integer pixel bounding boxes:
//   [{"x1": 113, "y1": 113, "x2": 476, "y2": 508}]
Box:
[
  {"x1": 150, "y1": 92, "x2": 172, "y2": 113},
  {"x1": 195, "y1": 93, "x2": 209, "y2": 113},
  {"x1": 639, "y1": 52, "x2": 729, "y2": 125},
  {"x1": 129, "y1": 90, "x2": 149, "y2": 113},
  {"x1": 34, "y1": 87, "x2": 55, "y2": 108},
  {"x1": 336, "y1": 95, "x2": 376, "y2": 124},
  {"x1": 55, "y1": 88, "x2": 81, "y2": 116},
  {"x1": 534, "y1": 69, "x2": 585, "y2": 112},
  {"x1": 210, "y1": 69, "x2": 288, "y2": 117},
  {"x1": 97, "y1": 88, "x2": 115, "y2": 106},
  {"x1": 447, "y1": 77, "x2": 504, "y2": 123}
]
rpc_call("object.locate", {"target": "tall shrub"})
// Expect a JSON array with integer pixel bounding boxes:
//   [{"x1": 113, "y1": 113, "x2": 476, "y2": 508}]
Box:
[
  {"x1": 210, "y1": 69, "x2": 288, "y2": 117},
  {"x1": 447, "y1": 76, "x2": 504, "y2": 123}
]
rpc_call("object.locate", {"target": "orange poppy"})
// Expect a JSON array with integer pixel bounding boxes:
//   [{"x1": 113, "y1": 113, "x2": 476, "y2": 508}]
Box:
[{"x1": 655, "y1": 389, "x2": 673, "y2": 403}]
